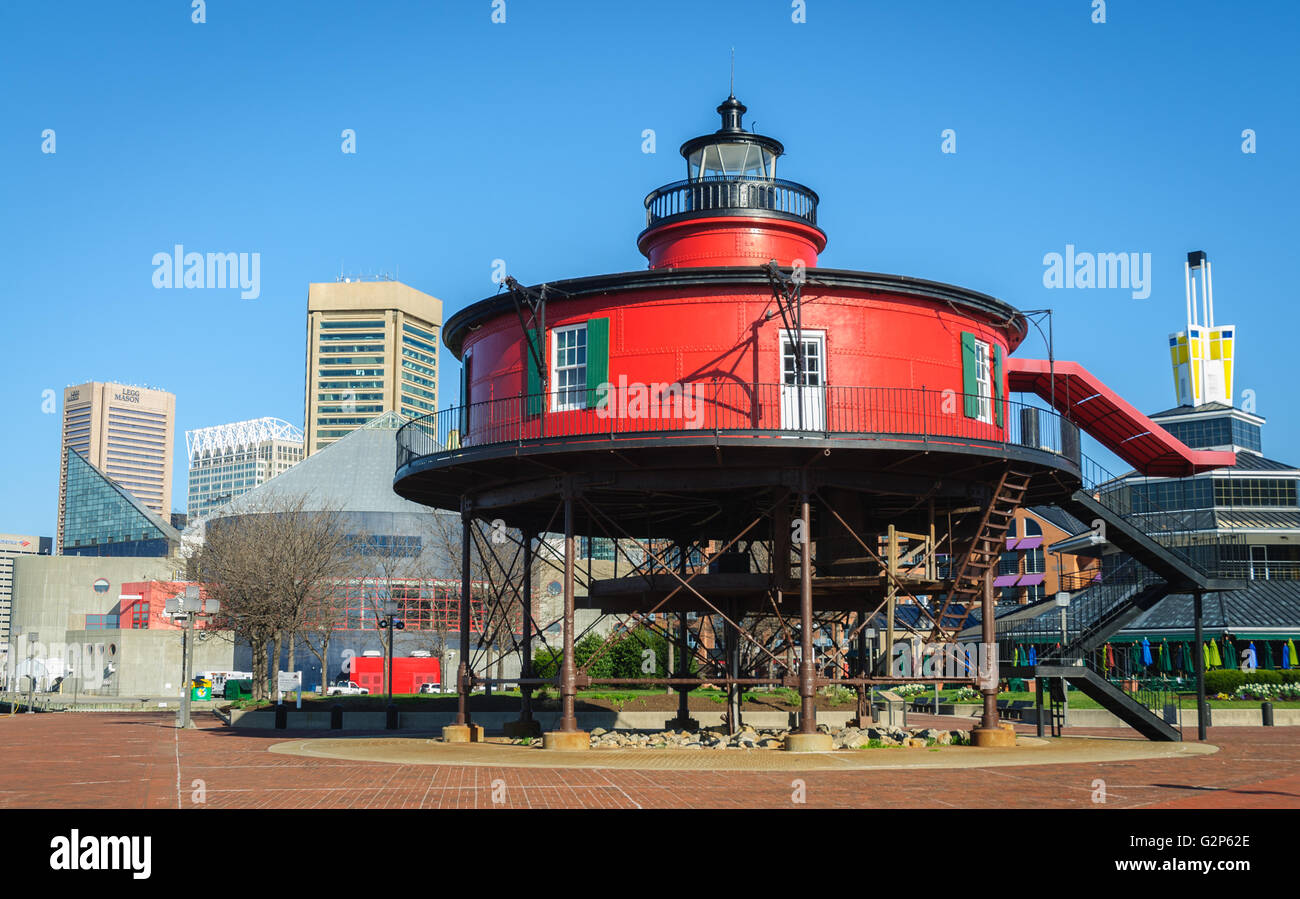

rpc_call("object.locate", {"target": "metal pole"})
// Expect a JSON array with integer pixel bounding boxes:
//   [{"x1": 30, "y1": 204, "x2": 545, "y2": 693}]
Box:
[
  {"x1": 385, "y1": 613, "x2": 393, "y2": 704},
  {"x1": 520, "y1": 530, "x2": 535, "y2": 726},
  {"x1": 1194, "y1": 591, "x2": 1206, "y2": 741},
  {"x1": 725, "y1": 609, "x2": 741, "y2": 735},
  {"x1": 560, "y1": 487, "x2": 578, "y2": 732},
  {"x1": 1035, "y1": 674, "x2": 1045, "y2": 738},
  {"x1": 456, "y1": 507, "x2": 471, "y2": 727},
  {"x1": 855, "y1": 619, "x2": 871, "y2": 725},
  {"x1": 798, "y1": 491, "x2": 816, "y2": 734},
  {"x1": 676, "y1": 611, "x2": 691, "y2": 725},
  {"x1": 980, "y1": 569, "x2": 998, "y2": 731},
  {"x1": 180, "y1": 616, "x2": 193, "y2": 728}
]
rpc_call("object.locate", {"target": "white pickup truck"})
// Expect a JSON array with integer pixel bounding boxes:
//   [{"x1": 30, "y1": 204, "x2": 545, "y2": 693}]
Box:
[{"x1": 328, "y1": 681, "x2": 369, "y2": 696}]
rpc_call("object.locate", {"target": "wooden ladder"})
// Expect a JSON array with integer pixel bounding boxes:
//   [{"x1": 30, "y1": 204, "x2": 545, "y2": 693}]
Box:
[{"x1": 929, "y1": 468, "x2": 1032, "y2": 639}]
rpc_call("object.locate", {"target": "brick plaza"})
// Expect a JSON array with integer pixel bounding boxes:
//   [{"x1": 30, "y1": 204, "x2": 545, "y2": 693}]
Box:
[{"x1": 1, "y1": 712, "x2": 1297, "y2": 809}]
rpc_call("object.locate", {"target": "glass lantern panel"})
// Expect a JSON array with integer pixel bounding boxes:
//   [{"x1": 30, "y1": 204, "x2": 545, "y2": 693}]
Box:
[{"x1": 699, "y1": 142, "x2": 768, "y2": 179}]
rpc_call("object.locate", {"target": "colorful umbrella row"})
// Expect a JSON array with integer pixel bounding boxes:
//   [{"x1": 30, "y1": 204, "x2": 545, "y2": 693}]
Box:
[{"x1": 1098, "y1": 637, "x2": 1300, "y2": 672}]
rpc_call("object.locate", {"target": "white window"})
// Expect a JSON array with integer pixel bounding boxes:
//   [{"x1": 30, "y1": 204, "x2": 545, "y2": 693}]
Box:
[
  {"x1": 551, "y1": 324, "x2": 588, "y2": 411},
  {"x1": 974, "y1": 339, "x2": 992, "y2": 424}
]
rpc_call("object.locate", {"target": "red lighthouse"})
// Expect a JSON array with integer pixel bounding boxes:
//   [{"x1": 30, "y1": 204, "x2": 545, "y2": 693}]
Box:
[{"x1": 396, "y1": 96, "x2": 1235, "y2": 749}]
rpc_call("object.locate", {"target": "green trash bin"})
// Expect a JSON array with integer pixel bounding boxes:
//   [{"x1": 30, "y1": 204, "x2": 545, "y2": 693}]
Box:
[{"x1": 191, "y1": 686, "x2": 212, "y2": 701}]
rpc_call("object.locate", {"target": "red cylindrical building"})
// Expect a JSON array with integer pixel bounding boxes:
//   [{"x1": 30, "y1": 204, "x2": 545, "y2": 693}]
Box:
[{"x1": 396, "y1": 96, "x2": 1086, "y2": 749}]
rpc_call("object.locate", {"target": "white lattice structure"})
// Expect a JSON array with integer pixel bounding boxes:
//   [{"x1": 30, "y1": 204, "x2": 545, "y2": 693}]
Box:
[
  {"x1": 186, "y1": 417, "x2": 304, "y2": 459},
  {"x1": 185, "y1": 418, "x2": 305, "y2": 520}
]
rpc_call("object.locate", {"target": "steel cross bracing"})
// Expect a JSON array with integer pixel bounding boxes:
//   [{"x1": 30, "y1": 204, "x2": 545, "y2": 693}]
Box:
[
  {"x1": 500, "y1": 276, "x2": 570, "y2": 416},
  {"x1": 450, "y1": 485, "x2": 986, "y2": 714}
]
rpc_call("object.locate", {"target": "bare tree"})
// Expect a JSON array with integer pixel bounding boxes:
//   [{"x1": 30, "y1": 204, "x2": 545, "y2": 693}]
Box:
[
  {"x1": 300, "y1": 587, "x2": 349, "y2": 693},
  {"x1": 192, "y1": 494, "x2": 354, "y2": 700}
]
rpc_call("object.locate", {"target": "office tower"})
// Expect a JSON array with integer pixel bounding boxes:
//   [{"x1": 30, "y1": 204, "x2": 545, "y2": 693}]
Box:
[
  {"x1": 57, "y1": 382, "x2": 175, "y2": 552},
  {"x1": 305, "y1": 278, "x2": 442, "y2": 454}
]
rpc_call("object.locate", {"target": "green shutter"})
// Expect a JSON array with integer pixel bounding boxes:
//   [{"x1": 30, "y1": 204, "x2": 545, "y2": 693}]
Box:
[
  {"x1": 525, "y1": 329, "x2": 544, "y2": 416},
  {"x1": 458, "y1": 356, "x2": 469, "y2": 434},
  {"x1": 993, "y1": 344, "x2": 1004, "y2": 427},
  {"x1": 585, "y1": 317, "x2": 610, "y2": 408},
  {"x1": 960, "y1": 332, "x2": 979, "y2": 418}
]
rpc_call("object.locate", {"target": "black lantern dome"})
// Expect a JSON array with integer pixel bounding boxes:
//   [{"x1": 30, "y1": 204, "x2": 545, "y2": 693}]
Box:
[{"x1": 679, "y1": 95, "x2": 785, "y2": 181}]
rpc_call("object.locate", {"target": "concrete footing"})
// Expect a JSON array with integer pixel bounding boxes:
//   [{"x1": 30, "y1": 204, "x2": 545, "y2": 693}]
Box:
[
  {"x1": 666, "y1": 717, "x2": 700, "y2": 732},
  {"x1": 502, "y1": 719, "x2": 542, "y2": 738},
  {"x1": 783, "y1": 732, "x2": 834, "y2": 752},
  {"x1": 442, "y1": 724, "x2": 485, "y2": 743},
  {"x1": 542, "y1": 730, "x2": 591, "y2": 751},
  {"x1": 971, "y1": 726, "x2": 1017, "y2": 747}
]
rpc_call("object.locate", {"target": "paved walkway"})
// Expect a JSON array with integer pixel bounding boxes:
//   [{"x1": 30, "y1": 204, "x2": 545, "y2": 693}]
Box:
[{"x1": 0, "y1": 712, "x2": 1296, "y2": 809}]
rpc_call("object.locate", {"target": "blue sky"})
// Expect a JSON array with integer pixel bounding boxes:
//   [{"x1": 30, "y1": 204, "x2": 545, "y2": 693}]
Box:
[{"x1": 2, "y1": 0, "x2": 1297, "y2": 537}]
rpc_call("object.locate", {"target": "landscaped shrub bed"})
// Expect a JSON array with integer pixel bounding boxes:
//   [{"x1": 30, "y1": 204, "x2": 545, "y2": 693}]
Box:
[{"x1": 1204, "y1": 669, "x2": 1300, "y2": 694}]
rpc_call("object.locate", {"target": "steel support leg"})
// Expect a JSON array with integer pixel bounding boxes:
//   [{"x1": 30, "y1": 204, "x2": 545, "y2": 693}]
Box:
[
  {"x1": 517, "y1": 530, "x2": 537, "y2": 732},
  {"x1": 559, "y1": 488, "x2": 578, "y2": 732},
  {"x1": 1194, "y1": 591, "x2": 1206, "y2": 742},
  {"x1": 798, "y1": 492, "x2": 816, "y2": 734},
  {"x1": 673, "y1": 611, "x2": 695, "y2": 729},
  {"x1": 725, "y1": 611, "x2": 741, "y2": 735},
  {"x1": 855, "y1": 615, "x2": 872, "y2": 725},
  {"x1": 980, "y1": 569, "x2": 998, "y2": 731},
  {"x1": 457, "y1": 508, "x2": 472, "y2": 727}
]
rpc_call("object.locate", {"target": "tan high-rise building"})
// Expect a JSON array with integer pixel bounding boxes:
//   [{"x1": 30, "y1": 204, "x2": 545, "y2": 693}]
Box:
[
  {"x1": 305, "y1": 279, "x2": 442, "y2": 454},
  {"x1": 57, "y1": 382, "x2": 176, "y2": 552}
]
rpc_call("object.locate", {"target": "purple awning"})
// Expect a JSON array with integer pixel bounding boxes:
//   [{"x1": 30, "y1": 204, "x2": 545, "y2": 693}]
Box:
[
  {"x1": 994, "y1": 573, "x2": 1047, "y2": 588},
  {"x1": 1006, "y1": 536, "x2": 1044, "y2": 550}
]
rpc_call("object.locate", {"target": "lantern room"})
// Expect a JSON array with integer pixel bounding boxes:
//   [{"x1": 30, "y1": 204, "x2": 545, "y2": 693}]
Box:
[{"x1": 638, "y1": 95, "x2": 826, "y2": 270}]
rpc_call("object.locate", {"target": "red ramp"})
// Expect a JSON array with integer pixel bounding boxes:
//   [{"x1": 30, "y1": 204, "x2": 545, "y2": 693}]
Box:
[{"x1": 1007, "y1": 358, "x2": 1235, "y2": 477}]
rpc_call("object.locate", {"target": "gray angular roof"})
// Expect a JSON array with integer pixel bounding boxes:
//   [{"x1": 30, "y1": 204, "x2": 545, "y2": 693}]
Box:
[
  {"x1": 1148, "y1": 402, "x2": 1235, "y2": 418},
  {"x1": 1226, "y1": 453, "x2": 1297, "y2": 472},
  {"x1": 1122, "y1": 580, "x2": 1300, "y2": 635}
]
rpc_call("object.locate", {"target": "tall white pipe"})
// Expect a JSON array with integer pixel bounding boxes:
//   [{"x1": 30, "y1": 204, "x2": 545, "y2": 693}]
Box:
[
  {"x1": 1190, "y1": 269, "x2": 1200, "y2": 327},
  {"x1": 1184, "y1": 261, "x2": 1193, "y2": 329},
  {"x1": 1205, "y1": 259, "x2": 1215, "y2": 327}
]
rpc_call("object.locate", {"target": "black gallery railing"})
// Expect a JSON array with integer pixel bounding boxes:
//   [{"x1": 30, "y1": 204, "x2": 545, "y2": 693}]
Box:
[
  {"x1": 395, "y1": 382, "x2": 1081, "y2": 472},
  {"x1": 644, "y1": 176, "x2": 820, "y2": 228}
]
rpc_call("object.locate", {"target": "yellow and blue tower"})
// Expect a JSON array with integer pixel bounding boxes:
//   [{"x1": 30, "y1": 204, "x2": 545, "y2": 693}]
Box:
[{"x1": 1169, "y1": 250, "x2": 1235, "y2": 407}]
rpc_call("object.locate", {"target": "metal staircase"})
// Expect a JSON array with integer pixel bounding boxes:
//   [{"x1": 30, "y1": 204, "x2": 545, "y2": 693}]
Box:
[
  {"x1": 930, "y1": 468, "x2": 1032, "y2": 637},
  {"x1": 1031, "y1": 663, "x2": 1182, "y2": 741},
  {"x1": 989, "y1": 454, "x2": 1245, "y2": 742}
]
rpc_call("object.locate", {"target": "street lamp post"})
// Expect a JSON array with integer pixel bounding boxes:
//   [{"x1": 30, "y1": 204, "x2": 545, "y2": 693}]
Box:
[
  {"x1": 167, "y1": 585, "x2": 219, "y2": 729},
  {"x1": 377, "y1": 598, "x2": 404, "y2": 703}
]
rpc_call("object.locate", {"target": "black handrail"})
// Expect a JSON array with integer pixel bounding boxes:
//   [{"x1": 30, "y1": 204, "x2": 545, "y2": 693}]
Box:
[
  {"x1": 395, "y1": 383, "x2": 1078, "y2": 474},
  {"x1": 644, "y1": 177, "x2": 820, "y2": 228}
]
